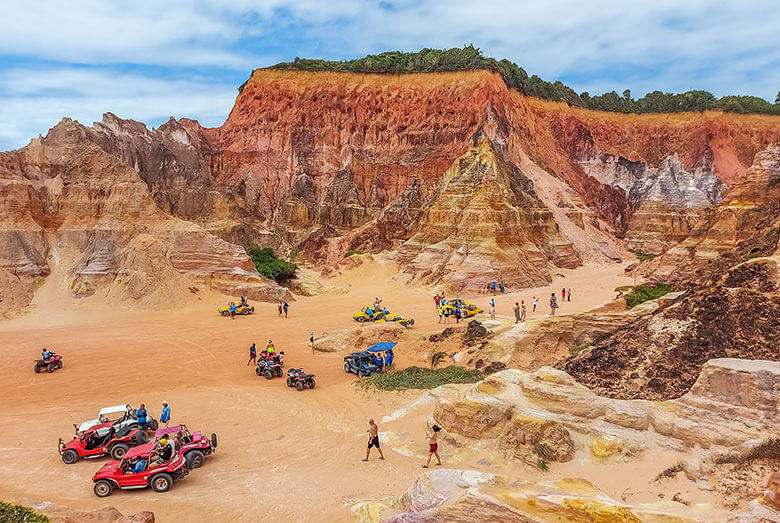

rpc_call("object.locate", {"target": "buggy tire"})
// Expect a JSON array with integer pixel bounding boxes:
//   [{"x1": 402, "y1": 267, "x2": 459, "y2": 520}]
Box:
[
  {"x1": 221, "y1": 310, "x2": 230, "y2": 317},
  {"x1": 344, "y1": 363, "x2": 351, "y2": 373},
  {"x1": 110, "y1": 443, "x2": 129, "y2": 460},
  {"x1": 47, "y1": 363, "x2": 55, "y2": 372},
  {"x1": 134, "y1": 430, "x2": 148, "y2": 444},
  {"x1": 149, "y1": 419, "x2": 159, "y2": 431},
  {"x1": 264, "y1": 370, "x2": 272, "y2": 380},
  {"x1": 357, "y1": 370, "x2": 365, "y2": 378},
  {"x1": 308, "y1": 378, "x2": 316, "y2": 389},
  {"x1": 211, "y1": 433, "x2": 218, "y2": 449},
  {"x1": 150, "y1": 472, "x2": 173, "y2": 493},
  {"x1": 409, "y1": 319, "x2": 414, "y2": 326},
  {"x1": 295, "y1": 381, "x2": 304, "y2": 391},
  {"x1": 186, "y1": 449, "x2": 205, "y2": 469},
  {"x1": 242, "y1": 308, "x2": 250, "y2": 315},
  {"x1": 61, "y1": 449, "x2": 78, "y2": 465},
  {"x1": 93, "y1": 479, "x2": 113, "y2": 498},
  {"x1": 34, "y1": 364, "x2": 41, "y2": 373}
]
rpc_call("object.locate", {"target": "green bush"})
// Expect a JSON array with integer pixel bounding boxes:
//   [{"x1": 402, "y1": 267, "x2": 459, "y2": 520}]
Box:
[
  {"x1": 361, "y1": 365, "x2": 483, "y2": 390},
  {"x1": 343, "y1": 249, "x2": 364, "y2": 258},
  {"x1": 0, "y1": 502, "x2": 49, "y2": 522},
  {"x1": 247, "y1": 247, "x2": 297, "y2": 282},
  {"x1": 624, "y1": 283, "x2": 673, "y2": 308},
  {"x1": 263, "y1": 46, "x2": 780, "y2": 116},
  {"x1": 628, "y1": 249, "x2": 657, "y2": 262}
]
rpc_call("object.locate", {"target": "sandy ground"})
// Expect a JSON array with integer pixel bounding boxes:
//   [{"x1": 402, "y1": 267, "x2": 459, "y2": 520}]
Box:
[{"x1": 0, "y1": 260, "x2": 637, "y2": 522}]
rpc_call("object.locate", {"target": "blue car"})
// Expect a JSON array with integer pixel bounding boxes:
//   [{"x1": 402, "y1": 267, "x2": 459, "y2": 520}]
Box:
[{"x1": 344, "y1": 342, "x2": 397, "y2": 377}]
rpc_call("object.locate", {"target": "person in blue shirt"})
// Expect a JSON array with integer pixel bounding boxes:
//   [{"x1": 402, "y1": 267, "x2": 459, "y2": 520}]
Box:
[
  {"x1": 283, "y1": 301, "x2": 289, "y2": 318},
  {"x1": 365, "y1": 306, "x2": 373, "y2": 319},
  {"x1": 136, "y1": 404, "x2": 148, "y2": 430},
  {"x1": 374, "y1": 353, "x2": 383, "y2": 371},
  {"x1": 229, "y1": 302, "x2": 237, "y2": 319},
  {"x1": 160, "y1": 401, "x2": 171, "y2": 428},
  {"x1": 247, "y1": 343, "x2": 257, "y2": 366},
  {"x1": 382, "y1": 307, "x2": 388, "y2": 319},
  {"x1": 130, "y1": 458, "x2": 146, "y2": 474},
  {"x1": 41, "y1": 348, "x2": 53, "y2": 360},
  {"x1": 385, "y1": 350, "x2": 394, "y2": 371},
  {"x1": 499, "y1": 282, "x2": 505, "y2": 293}
]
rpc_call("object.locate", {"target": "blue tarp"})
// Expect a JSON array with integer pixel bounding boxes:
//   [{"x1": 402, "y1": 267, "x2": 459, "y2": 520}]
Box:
[{"x1": 367, "y1": 342, "x2": 397, "y2": 353}]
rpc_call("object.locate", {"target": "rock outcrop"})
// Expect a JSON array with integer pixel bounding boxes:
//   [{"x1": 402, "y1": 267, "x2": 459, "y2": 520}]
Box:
[
  {"x1": 563, "y1": 254, "x2": 780, "y2": 400},
  {"x1": 0, "y1": 118, "x2": 287, "y2": 309}
]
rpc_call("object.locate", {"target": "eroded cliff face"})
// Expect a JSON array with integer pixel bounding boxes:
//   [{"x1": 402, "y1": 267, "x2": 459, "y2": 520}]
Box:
[{"x1": 0, "y1": 119, "x2": 287, "y2": 312}]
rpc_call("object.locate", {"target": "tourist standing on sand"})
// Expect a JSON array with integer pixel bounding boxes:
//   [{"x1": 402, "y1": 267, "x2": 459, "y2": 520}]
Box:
[
  {"x1": 532, "y1": 296, "x2": 537, "y2": 312},
  {"x1": 454, "y1": 307, "x2": 462, "y2": 323},
  {"x1": 562, "y1": 288, "x2": 566, "y2": 300},
  {"x1": 438, "y1": 307, "x2": 444, "y2": 323},
  {"x1": 248, "y1": 343, "x2": 257, "y2": 366},
  {"x1": 568, "y1": 288, "x2": 572, "y2": 302},
  {"x1": 160, "y1": 401, "x2": 170, "y2": 428},
  {"x1": 136, "y1": 404, "x2": 148, "y2": 431},
  {"x1": 520, "y1": 300, "x2": 527, "y2": 321},
  {"x1": 310, "y1": 332, "x2": 315, "y2": 354},
  {"x1": 363, "y1": 419, "x2": 384, "y2": 461},
  {"x1": 423, "y1": 425, "x2": 442, "y2": 468},
  {"x1": 550, "y1": 293, "x2": 559, "y2": 316},
  {"x1": 490, "y1": 297, "x2": 495, "y2": 308},
  {"x1": 499, "y1": 282, "x2": 505, "y2": 293},
  {"x1": 283, "y1": 301, "x2": 289, "y2": 318},
  {"x1": 277, "y1": 303, "x2": 283, "y2": 317},
  {"x1": 229, "y1": 302, "x2": 236, "y2": 319},
  {"x1": 434, "y1": 294, "x2": 441, "y2": 309},
  {"x1": 513, "y1": 302, "x2": 520, "y2": 323},
  {"x1": 489, "y1": 305, "x2": 496, "y2": 320}
]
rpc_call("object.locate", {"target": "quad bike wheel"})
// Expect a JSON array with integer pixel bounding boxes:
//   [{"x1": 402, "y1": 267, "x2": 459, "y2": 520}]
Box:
[
  {"x1": 150, "y1": 472, "x2": 173, "y2": 493},
  {"x1": 93, "y1": 480, "x2": 113, "y2": 498},
  {"x1": 211, "y1": 433, "x2": 218, "y2": 449},
  {"x1": 286, "y1": 377, "x2": 294, "y2": 387},
  {"x1": 264, "y1": 370, "x2": 273, "y2": 380},
  {"x1": 308, "y1": 378, "x2": 316, "y2": 389},
  {"x1": 34, "y1": 364, "x2": 41, "y2": 373},
  {"x1": 61, "y1": 449, "x2": 78, "y2": 464},
  {"x1": 186, "y1": 449, "x2": 205, "y2": 469},
  {"x1": 110, "y1": 443, "x2": 129, "y2": 460},
  {"x1": 57, "y1": 360, "x2": 63, "y2": 368},
  {"x1": 275, "y1": 368, "x2": 283, "y2": 377},
  {"x1": 47, "y1": 363, "x2": 55, "y2": 373},
  {"x1": 295, "y1": 381, "x2": 304, "y2": 391},
  {"x1": 255, "y1": 367, "x2": 262, "y2": 376}
]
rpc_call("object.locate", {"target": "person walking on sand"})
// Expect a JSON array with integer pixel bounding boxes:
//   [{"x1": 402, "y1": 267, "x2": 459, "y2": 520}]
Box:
[
  {"x1": 513, "y1": 302, "x2": 520, "y2": 323},
  {"x1": 562, "y1": 288, "x2": 566, "y2": 301},
  {"x1": 247, "y1": 343, "x2": 257, "y2": 366},
  {"x1": 550, "y1": 293, "x2": 559, "y2": 316},
  {"x1": 160, "y1": 401, "x2": 170, "y2": 428},
  {"x1": 283, "y1": 301, "x2": 289, "y2": 318},
  {"x1": 520, "y1": 300, "x2": 527, "y2": 321},
  {"x1": 277, "y1": 303, "x2": 283, "y2": 317},
  {"x1": 489, "y1": 305, "x2": 496, "y2": 320},
  {"x1": 363, "y1": 419, "x2": 384, "y2": 461},
  {"x1": 499, "y1": 282, "x2": 505, "y2": 293},
  {"x1": 454, "y1": 307, "x2": 461, "y2": 323},
  {"x1": 490, "y1": 297, "x2": 495, "y2": 308},
  {"x1": 434, "y1": 294, "x2": 441, "y2": 309},
  {"x1": 532, "y1": 296, "x2": 537, "y2": 312},
  {"x1": 310, "y1": 332, "x2": 315, "y2": 354},
  {"x1": 568, "y1": 288, "x2": 571, "y2": 302},
  {"x1": 423, "y1": 425, "x2": 442, "y2": 468}
]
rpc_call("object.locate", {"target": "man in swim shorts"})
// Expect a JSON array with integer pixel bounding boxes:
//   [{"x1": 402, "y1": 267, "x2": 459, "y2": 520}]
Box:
[{"x1": 363, "y1": 418, "x2": 385, "y2": 461}]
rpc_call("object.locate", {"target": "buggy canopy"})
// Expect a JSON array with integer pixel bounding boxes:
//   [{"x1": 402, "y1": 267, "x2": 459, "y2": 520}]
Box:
[{"x1": 367, "y1": 342, "x2": 397, "y2": 353}]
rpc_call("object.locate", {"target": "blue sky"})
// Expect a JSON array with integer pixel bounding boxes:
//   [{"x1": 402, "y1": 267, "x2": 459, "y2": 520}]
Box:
[{"x1": 1, "y1": 0, "x2": 779, "y2": 150}]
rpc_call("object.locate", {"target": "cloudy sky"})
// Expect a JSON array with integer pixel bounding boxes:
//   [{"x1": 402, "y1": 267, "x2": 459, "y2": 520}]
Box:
[{"x1": 1, "y1": 0, "x2": 778, "y2": 150}]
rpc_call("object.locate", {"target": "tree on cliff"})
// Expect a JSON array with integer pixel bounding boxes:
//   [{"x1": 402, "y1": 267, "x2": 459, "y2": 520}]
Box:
[
  {"x1": 248, "y1": 247, "x2": 297, "y2": 282},
  {"x1": 776, "y1": 91, "x2": 780, "y2": 104}
]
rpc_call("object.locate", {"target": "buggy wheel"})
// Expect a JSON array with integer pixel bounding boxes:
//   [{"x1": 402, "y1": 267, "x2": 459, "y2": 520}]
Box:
[
  {"x1": 295, "y1": 381, "x2": 304, "y2": 391},
  {"x1": 186, "y1": 449, "x2": 205, "y2": 469},
  {"x1": 93, "y1": 480, "x2": 113, "y2": 498},
  {"x1": 356, "y1": 316, "x2": 366, "y2": 323},
  {"x1": 308, "y1": 378, "x2": 316, "y2": 389},
  {"x1": 242, "y1": 308, "x2": 250, "y2": 315},
  {"x1": 221, "y1": 310, "x2": 230, "y2": 317},
  {"x1": 264, "y1": 370, "x2": 272, "y2": 380},
  {"x1": 34, "y1": 364, "x2": 41, "y2": 373},
  {"x1": 344, "y1": 363, "x2": 350, "y2": 373},
  {"x1": 357, "y1": 370, "x2": 365, "y2": 378},
  {"x1": 150, "y1": 472, "x2": 173, "y2": 492},
  {"x1": 47, "y1": 363, "x2": 55, "y2": 372},
  {"x1": 61, "y1": 449, "x2": 78, "y2": 464},
  {"x1": 110, "y1": 443, "x2": 129, "y2": 460},
  {"x1": 134, "y1": 430, "x2": 148, "y2": 444},
  {"x1": 286, "y1": 377, "x2": 293, "y2": 387},
  {"x1": 149, "y1": 419, "x2": 159, "y2": 431}
]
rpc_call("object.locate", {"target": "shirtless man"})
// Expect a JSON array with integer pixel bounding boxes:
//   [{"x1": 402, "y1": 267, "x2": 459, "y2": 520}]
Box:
[
  {"x1": 363, "y1": 419, "x2": 384, "y2": 461},
  {"x1": 423, "y1": 425, "x2": 442, "y2": 468}
]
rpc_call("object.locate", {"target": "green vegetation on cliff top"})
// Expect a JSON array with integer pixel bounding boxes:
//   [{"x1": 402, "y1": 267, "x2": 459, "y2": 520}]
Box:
[
  {"x1": 258, "y1": 46, "x2": 780, "y2": 116},
  {"x1": 361, "y1": 365, "x2": 483, "y2": 390},
  {"x1": 248, "y1": 247, "x2": 297, "y2": 282}
]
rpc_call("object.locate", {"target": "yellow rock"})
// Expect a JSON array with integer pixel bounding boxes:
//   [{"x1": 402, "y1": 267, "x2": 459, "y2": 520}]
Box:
[
  {"x1": 590, "y1": 436, "x2": 623, "y2": 459},
  {"x1": 350, "y1": 500, "x2": 388, "y2": 523},
  {"x1": 563, "y1": 497, "x2": 641, "y2": 523}
]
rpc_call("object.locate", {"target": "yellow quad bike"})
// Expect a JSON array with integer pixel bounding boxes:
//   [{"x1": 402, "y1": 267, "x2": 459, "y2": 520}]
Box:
[
  {"x1": 353, "y1": 308, "x2": 415, "y2": 328},
  {"x1": 218, "y1": 304, "x2": 255, "y2": 317},
  {"x1": 441, "y1": 299, "x2": 483, "y2": 317}
]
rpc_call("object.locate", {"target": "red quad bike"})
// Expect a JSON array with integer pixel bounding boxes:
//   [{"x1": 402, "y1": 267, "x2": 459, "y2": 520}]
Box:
[
  {"x1": 92, "y1": 442, "x2": 189, "y2": 497},
  {"x1": 155, "y1": 424, "x2": 218, "y2": 469},
  {"x1": 34, "y1": 354, "x2": 62, "y2": 373},
  {"x1": 59, "y1": 423, "x2": 148, "y2": 465},
  {"x1": 286, "y1": 368, "x2": 316, "y2": 391}
]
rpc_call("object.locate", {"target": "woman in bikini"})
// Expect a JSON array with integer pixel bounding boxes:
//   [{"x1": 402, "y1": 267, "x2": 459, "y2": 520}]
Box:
[{"x1": 423, "y1": 425, "x2": 442, "y2": 468}]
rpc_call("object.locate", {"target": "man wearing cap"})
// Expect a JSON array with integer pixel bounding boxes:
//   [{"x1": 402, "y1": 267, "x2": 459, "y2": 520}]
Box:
[{"x1": 160, "y1": 401, "x2": 171, "y2": 428}]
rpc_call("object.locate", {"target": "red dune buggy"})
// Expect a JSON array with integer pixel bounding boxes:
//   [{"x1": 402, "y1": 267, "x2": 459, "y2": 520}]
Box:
[{"x1": 91, "y1": 441, "x2": 189, "y2": 497}]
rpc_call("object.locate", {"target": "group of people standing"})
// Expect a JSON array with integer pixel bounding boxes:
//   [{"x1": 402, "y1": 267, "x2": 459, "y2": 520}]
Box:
[
  {"x1": 247, "y1": 340, "x2": 283, "y2": 366},
  {"x1": 487, "y1": 281, "x2": 505, "y2": 293},
  {"x1": 133, "y1": 401, "x2": 171, "y2": 431},
  {"x1": 277, "y1": 301, "x2": 289, "y2": 317}
]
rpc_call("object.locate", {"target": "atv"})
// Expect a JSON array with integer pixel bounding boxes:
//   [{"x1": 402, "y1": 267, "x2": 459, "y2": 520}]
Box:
[
  {"x1": 256, "y1": 358, "x2": 283, "y2": 380},
  {"x1": 218, "y1": 303, "x2": 254, "y2": 317},
  {"x1": 92, "y1": 442, "x2": 189, "y2": 497},
  {"x1": 286, "y1": 368, "x2": 316, "y2": 391},
  {"x1": 155, "y1": 424, "x2": 217, "y2": 469},
  {"x1": 34, "y1": 353, "x2": 63, "y2": 373},
  {"x1": 59, "y1": 423, "x2": 148, "y2": 464}
]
